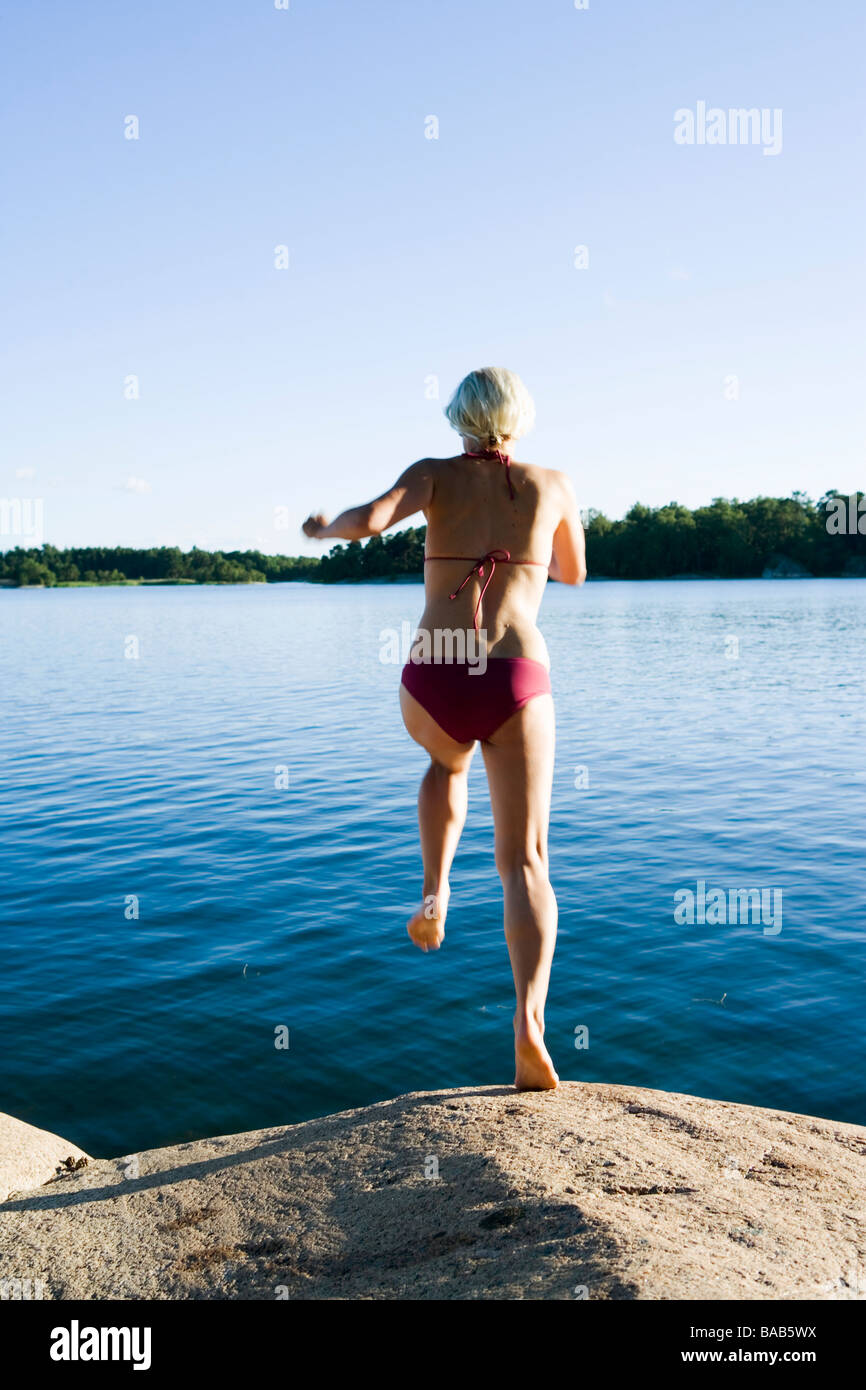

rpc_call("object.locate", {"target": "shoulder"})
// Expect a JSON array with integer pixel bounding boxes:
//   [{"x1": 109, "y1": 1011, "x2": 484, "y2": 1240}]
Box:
[
  {"x1": 518, "y1": 463, "x2": 576, "y2": 496},
  {"x1": 547, "y1": 467, "x2": 577, "y2": 494},
  {"x1": 389, "y1": 456, "x2": 460, "y2": 510},
  {"x1": 390, "y1": 457, "x2": 441, "y2": 494},
  {"x1": 521, "y1": 466, "x2": 580, "y2": 525},
  {"x1": 544, "y1": 469, "x2": 579, "y2": 511},
  {"x1": 411, "y1": 461, "x2": 464, "y2": 478},
  {"x1": 401, "y1": 455, "x2": 466, "y2": 492},
  {"x1": 399, "y1": 455, "x2": 459, "y2": 479}
]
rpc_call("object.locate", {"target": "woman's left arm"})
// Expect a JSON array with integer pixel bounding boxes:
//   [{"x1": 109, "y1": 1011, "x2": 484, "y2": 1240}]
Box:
[
  {"x1": 548, "y1": 473, "x2": 587, "y2": 585},
  {"x1": 303, "y1": 459, "x2": 434, "y2": 541}
]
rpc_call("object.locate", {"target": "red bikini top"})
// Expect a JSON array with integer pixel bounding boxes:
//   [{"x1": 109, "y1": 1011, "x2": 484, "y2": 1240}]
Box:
[{"x1": 424, "y1": 450, "x2": 549, "y2": 632}]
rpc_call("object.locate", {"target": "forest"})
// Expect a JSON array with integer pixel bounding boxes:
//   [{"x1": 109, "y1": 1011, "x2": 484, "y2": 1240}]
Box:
[{"x1": 1, "y1": 492, "x2": 863, "y2": 586}]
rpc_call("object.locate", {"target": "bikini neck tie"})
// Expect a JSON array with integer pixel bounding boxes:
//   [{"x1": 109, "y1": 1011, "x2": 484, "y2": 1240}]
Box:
[
  {"x1": 464, "y1": 447, "x2": 516, "y2": 501},
  {"x1": 449, "y1": 549, "x2": 512, "y2": 633}
]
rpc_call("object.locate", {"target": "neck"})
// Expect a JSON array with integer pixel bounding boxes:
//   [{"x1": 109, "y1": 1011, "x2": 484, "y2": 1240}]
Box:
[
  {"x1": 461, "y1": 441, "x2": 517, "y2": 500},
  {"x1": 462, "y1": 439, "x2": 512, "y2": 460}
]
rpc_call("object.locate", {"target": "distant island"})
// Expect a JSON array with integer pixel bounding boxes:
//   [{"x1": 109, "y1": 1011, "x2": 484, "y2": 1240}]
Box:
[{"x1": 1, "y1": 491, "x2": 863, "y2": 587}]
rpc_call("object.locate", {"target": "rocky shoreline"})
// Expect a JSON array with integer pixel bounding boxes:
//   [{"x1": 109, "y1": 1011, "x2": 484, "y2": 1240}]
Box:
[{"x1": 1, "y1": 1082, "x2": 864, "y2": 1300}]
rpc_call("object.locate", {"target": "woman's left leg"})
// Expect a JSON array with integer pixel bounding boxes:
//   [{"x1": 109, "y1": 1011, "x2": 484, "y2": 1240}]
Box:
[
  {"x1": 481, "y1": 693, "x2": 559, "y2": 1089},
  {"x1": 399, "y1": 684, "x2": 476, "y2": 951}
]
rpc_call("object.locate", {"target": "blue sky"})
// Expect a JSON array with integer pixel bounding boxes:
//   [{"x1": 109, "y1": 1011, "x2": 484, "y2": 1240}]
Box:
[{"x1": 2, "y1": 0, "x2": 864, "y2": 553}]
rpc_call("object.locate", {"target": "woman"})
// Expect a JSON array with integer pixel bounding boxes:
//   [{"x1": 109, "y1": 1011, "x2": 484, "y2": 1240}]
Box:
[{"x1": 303, "y1": 368, "x2": 586, "y2": 1090}]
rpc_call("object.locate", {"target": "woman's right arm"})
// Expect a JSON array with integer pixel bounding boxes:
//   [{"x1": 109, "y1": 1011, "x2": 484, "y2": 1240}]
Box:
[
  {"x1": 302, "y1": 459, "x2": 434, "y2": 542},
  {"x1": 548, "y1": 473, "x2": 586, "y2": 585}
]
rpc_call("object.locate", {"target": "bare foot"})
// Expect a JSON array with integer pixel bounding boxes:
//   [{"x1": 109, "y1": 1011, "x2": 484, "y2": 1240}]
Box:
[
  {"x1": 407, "y1": 888, "x2": 449, "y2": 952},
  {"x1": 514, "y1": 1019, "x2": 559, "y2": 1091}
]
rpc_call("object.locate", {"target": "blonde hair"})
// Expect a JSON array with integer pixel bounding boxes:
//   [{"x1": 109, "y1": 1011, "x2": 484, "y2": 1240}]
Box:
[{"x1": 444, "y1": 367, "x2": 536, "y2": 449}]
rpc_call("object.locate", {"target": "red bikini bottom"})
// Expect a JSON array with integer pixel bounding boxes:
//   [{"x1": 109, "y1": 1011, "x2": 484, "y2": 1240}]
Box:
[{"x1": 400, "y1": 657, "x2": 552, "y2": 744}]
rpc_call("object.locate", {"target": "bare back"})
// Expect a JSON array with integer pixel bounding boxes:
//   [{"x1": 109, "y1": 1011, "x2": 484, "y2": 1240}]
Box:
[{"x1": 418, "y1": 453, "x2": 569, "y2": 663}]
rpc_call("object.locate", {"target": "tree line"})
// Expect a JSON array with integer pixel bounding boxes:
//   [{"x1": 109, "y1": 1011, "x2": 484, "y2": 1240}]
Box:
[
  {"x1": 0, "y1": 494, "x2": 863, "y2": 587},
  {"x1": 585, "y1": 491, "x2": 864, "y2": 579}
]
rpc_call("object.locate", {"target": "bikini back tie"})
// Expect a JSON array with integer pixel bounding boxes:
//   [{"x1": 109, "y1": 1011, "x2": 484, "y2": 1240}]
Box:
[
  {"x1": 424, "y1": 548, "x2": 549, "y2": 632},
  {"x1": 447, "y1": 548, "x2": 511, "y2": 634}
]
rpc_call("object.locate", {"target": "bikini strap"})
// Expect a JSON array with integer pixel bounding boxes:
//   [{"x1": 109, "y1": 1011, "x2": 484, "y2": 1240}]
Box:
[
  {"x1": 423, "y1": 548, "x2": 550, "y2": 633},
  {"x1": 446, "y1": 548, "x2": 511, "y2": 633},
  {"x1": 464, "y1": 448, "x2": 516, "y2": 501}
]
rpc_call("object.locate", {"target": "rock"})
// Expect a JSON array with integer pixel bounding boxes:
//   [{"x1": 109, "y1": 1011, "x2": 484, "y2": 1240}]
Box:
[
  {"x1": 761, "y1": 553, "x2": 813, "y2": 579},
  {"x1": 0, "y1": 1083, "x2": 863, "y2": 1300},
  {"x1": 0, "y1": 1113, "x2": 90, "y2": 1204}
]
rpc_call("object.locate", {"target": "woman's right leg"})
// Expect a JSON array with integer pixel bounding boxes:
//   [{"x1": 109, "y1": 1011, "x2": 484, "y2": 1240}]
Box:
[
  {"x1": 481, "y1": 693, "x2": 559, "y2": 1090},
  {"x1": 399, "y1": 683, "x2": 476, "y2": 951}
]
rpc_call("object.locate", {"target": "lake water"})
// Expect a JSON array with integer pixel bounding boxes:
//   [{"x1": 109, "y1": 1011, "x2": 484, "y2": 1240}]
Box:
[{"x1": 1, "y1": 578, "x2": 864, "y2": 1157}]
